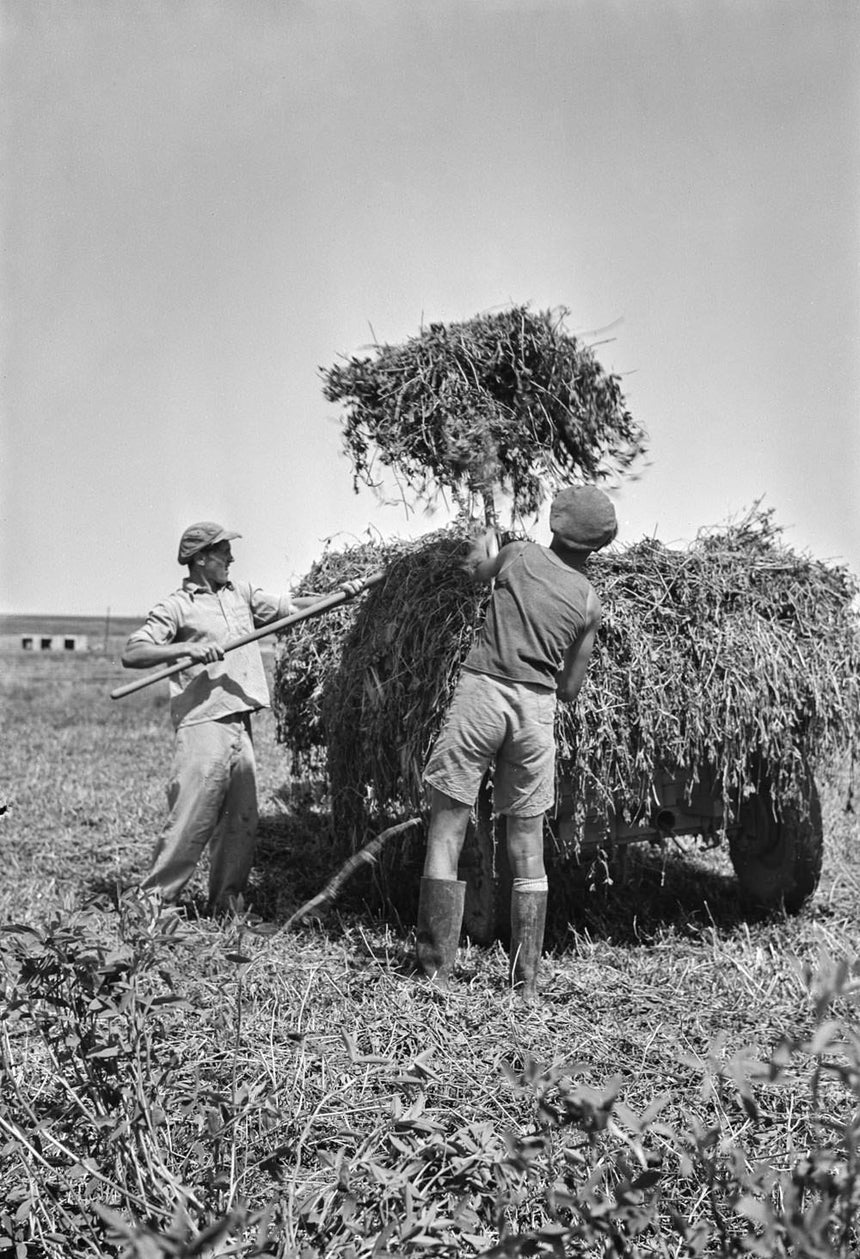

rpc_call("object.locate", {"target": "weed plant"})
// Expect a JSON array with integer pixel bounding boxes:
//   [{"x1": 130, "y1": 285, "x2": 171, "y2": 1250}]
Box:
[{"x1": 1, "y1": 651, "x2": 859, "y2": 1256}]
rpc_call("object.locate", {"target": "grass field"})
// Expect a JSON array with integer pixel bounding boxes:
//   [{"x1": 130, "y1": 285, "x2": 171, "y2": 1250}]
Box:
[{"x1": 1, "y1": 648, "x2": 859, "y2": 1257}]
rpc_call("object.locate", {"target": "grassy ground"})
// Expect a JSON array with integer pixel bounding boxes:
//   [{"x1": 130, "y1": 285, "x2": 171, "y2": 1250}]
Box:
[{"x1": 1, "y1": 648, "x2": 859, "y2": 1257}]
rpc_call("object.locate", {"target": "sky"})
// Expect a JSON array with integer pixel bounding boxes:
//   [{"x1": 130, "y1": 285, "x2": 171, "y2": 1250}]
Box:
[{"x1": 2, "y1": 0, "x2": 858, "y2": 617}]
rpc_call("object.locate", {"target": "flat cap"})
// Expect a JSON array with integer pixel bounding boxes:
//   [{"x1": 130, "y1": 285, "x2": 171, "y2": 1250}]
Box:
[
  {"x1": 549, "y1": 486, "x2": 617, "y2": 552},
  {"x1": 177, "y1": 521, "x2": 242, "y2": 564}
]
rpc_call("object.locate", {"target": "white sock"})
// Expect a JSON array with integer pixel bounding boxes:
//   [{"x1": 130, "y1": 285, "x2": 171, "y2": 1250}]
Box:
[{"x1": 513, "y1": 877, "x2": 548, "y2": 894}]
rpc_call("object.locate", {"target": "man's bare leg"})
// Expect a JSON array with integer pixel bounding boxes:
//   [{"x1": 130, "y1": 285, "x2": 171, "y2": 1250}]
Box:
[
  {"x1": 505, "y1": 813, "x2": 545, "y2": 881},
  {"x1": 422, "y1": 787, "x2": 473, "y2": 879}
]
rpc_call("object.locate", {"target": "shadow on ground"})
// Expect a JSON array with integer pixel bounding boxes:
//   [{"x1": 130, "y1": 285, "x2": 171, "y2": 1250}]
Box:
[
  {"x1": 546, "y1": 842, "x2": 763, "y2": 946},
  {"x1": 81, "y1": 766, "x2": 853, "y2": 953},
  {"x1": 248, "y1": 803, "x2": 774, "y2": 950}
]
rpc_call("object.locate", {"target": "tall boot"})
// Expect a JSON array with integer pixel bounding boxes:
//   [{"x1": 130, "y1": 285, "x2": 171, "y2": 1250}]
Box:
[
  {"x1": 416, "y1": 877, "x2": 466, "y2": 990},
  {"x1": 509, "y1": 886, "x2": 548, "y2": 1003}
]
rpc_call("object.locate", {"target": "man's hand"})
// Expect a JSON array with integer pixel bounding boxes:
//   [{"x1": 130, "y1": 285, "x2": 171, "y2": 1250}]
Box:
[
  {"x1": 339, "y1": 579, "x2": 365, "y2": 599},
  {"x1": 462, "y1": 529, "x2": 502, "y2": 582},
  {"x1": 188, "y1": 641, "x2": 225, "y2": 665}
]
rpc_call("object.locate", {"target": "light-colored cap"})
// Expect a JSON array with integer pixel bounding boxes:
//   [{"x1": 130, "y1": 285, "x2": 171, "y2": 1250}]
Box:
[{"x1": 177, "y1": 522, "x2": 242, "y2": 563}]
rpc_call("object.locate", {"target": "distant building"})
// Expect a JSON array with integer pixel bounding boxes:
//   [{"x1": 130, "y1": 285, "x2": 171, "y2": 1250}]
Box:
[{"x1": 20, "y1": 633, "x2": 89, "y2": 652}]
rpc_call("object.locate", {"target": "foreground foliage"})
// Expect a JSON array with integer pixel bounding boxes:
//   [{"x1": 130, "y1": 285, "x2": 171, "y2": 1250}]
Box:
[
  {"x1": 1, "y1": 892, "x2": 860, "y2": 1257},
  {"x1": 2, "y1": 622, "x2": 859, "y2": 1258}
]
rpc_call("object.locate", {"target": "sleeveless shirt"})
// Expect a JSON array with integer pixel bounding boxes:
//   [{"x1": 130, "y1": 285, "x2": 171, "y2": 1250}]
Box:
[{"x1": 464, "y1": 542, "x2": 593, "y2": 690}]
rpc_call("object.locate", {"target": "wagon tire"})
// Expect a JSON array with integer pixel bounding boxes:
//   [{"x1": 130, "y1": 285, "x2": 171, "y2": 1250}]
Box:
[{"x1": 728, "y1": 760, "x2": 823, "y2": 913}]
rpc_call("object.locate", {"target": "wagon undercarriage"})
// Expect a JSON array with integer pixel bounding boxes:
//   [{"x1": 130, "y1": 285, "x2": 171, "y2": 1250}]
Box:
[{"x1": 460, "y1": 758, "x2": 824, "y2": 945}]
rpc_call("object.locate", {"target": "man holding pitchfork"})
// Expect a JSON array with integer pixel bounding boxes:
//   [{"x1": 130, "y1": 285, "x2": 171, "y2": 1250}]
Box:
[{"x1": 122, "y1": 521, "x2": 361, "y2": 915}]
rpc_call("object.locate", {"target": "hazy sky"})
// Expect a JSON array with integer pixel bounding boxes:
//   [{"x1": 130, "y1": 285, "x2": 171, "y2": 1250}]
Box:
[{"x1": 2, "y1": 0, "x2": 858, "y2": 616}]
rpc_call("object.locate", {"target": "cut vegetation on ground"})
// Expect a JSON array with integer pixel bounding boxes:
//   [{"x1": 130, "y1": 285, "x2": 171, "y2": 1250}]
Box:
[{"x1": 1, "y1": 648, "x2": 859, "y2": 1256}]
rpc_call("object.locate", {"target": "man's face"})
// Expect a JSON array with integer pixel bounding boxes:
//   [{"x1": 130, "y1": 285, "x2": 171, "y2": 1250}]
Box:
[{"x1": 197, "y1": 541, "x2": 234, "y2": 587}]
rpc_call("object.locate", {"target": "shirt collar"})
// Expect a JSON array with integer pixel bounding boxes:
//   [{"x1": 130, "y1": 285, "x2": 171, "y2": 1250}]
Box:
[{"x1": 182, "y1": 578, "x2": 234, "y2": 598}]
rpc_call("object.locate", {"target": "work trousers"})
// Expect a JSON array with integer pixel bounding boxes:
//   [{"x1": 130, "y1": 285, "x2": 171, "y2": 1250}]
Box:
[{"x1": 140, "y1": 713, "x2": 259, "y2": 908}]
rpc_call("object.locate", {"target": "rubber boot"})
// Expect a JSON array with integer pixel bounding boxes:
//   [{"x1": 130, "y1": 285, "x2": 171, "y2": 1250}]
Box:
[
  {"x1": 509, "y1": 889, "x2": 547, "y2": 1003},
  {"x1": 416, "y1": 878, "x2": 466, "y2": 990}
]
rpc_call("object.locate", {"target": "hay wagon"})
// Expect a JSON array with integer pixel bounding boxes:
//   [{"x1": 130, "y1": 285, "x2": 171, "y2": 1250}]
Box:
[
  {"x1": 458, "y1": 751, "x2": 823, "y2": 945},
  {"x1": 274, "y1": 514, "x2": 858, "y2": 941}
]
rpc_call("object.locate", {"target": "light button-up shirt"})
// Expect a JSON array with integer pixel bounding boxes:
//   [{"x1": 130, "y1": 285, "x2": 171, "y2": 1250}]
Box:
[{"x1": 126, "y1": 579, "x2": 294, "y2": 729}]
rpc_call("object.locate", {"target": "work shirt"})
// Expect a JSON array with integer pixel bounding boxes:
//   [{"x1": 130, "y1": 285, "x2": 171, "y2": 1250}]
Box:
[
  {"x1": 463, "y1": 541, "x2": 593, "y2": 691},
  {"x1": 126, "y1": 579, "x2": 294, "y2": 729}
]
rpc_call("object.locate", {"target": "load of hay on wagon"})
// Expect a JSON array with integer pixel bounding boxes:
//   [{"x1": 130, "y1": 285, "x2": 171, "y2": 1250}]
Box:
[{"x1": 274, "y1": 507, "x2": 860, "y2": 920}]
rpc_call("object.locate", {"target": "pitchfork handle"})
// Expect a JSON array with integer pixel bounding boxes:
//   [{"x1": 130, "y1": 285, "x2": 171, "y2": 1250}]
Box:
[{"x1": 109, "y1": 569, "x2": 386, "y2": 701}]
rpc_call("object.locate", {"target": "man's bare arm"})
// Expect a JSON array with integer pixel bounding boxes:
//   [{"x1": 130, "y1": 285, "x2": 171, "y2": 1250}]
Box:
[
  {"x1": 556, "y1": 589, "x2": 602, "y2": 703},
  {"x1": 463, "y1": 530, "x2": 512, "y2": 584},
  {"x1": 290, "y1": 579, "x2": 365, "y2": 611},
  {"x1": 122, "y1": 639, "x2": 224, "y2": 670}
]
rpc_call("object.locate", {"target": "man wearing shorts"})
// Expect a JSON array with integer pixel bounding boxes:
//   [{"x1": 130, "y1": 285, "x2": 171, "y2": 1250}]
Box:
[{"x1": 418, "y1": 485, "x2": 617, "y2": 1000}]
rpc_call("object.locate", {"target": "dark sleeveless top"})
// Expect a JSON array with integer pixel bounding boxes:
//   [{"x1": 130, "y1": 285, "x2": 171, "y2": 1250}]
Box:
[{"x1": 464, "y1": 542, "x2": 592, "y2": 690}]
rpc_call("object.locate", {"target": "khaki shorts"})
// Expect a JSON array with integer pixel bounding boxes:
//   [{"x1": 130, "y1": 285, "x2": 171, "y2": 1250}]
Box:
[{"x1": 423, "y1": 670, "x2": 557, "y2": 816}]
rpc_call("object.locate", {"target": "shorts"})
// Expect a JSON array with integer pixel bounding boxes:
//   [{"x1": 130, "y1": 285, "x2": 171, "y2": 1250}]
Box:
[{"x1": 423, "y1": 669, "x2": 557, "y2": 816}]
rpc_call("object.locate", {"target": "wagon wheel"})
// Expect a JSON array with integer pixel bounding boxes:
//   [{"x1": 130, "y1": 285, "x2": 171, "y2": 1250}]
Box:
[
  {"x1": 459, "y1": 777, "x2": 512, "y2": 945},
  {"x1": 728, "y1": 758, "x2": 823, "y2": 912}
]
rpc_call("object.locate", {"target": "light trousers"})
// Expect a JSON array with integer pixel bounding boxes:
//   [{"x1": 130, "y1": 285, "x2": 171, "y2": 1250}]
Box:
[{"x1": 140, "y1": 714, "x2": 258, "y2": 907}]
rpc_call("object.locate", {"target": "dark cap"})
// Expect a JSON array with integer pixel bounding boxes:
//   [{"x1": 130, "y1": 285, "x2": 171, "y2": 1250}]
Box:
[
  {"x1": 177, "y1": 521, "x2": 242, "y2": 564},
  {"x1": 549, "y1": 486, "x2": 617, "y2": 552}
]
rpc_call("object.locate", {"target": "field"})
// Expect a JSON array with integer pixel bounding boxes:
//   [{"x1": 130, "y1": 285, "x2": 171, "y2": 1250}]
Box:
[{"x1": 1, "y1": 647, "x2": 859, "y2": 1257}]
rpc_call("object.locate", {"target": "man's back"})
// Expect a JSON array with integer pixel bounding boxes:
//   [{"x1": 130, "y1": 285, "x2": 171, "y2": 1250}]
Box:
[{"x1": 463, "y1": 541, "x2": 595, "y2": 690}]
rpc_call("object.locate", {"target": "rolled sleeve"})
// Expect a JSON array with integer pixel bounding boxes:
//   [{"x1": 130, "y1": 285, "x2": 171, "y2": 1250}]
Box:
[
  {"x1": 248, "y1": 586, "x2": 294, "y2": 628},
  {"x1": 126, "y1": 598, "x2": 181, "y2": 648}
]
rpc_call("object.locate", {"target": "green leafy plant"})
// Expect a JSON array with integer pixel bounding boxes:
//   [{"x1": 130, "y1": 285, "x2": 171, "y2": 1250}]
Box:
[
  {"x1": 0, "y1": 895, "x2": 280, "y2": 1257},
  {"x1": 484, "y1": 954, "x2": 860, "y2": 1257},
  {"x1": 3, "y1": 894, "x2": 859, "y2": 1256}
]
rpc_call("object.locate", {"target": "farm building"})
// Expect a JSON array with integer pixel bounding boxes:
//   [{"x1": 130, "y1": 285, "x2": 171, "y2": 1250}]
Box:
[{"x1": 20, "y1": 632, "x2": 89, "y2": 652}]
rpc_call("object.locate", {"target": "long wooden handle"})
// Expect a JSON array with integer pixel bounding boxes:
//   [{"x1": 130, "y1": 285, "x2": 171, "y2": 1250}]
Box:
[
  {"x1": 278, "y1": 816, "x2": 421, "y2": 934},
  {"x1": 110, "y1": 569, "x2": 386, "y2": 700}
]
